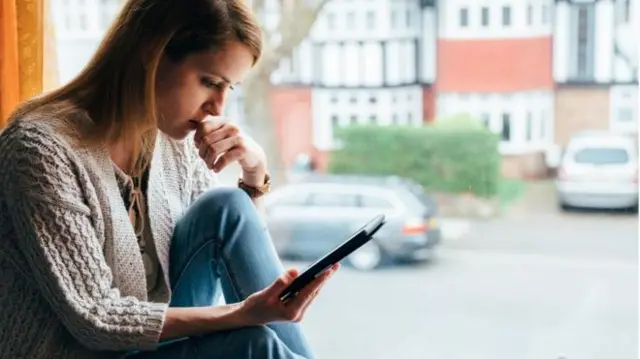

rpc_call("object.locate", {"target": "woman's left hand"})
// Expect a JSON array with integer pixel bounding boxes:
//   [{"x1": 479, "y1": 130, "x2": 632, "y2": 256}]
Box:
[{"x1": 194, "y1": 116, "x2": 267, "y2": 176}]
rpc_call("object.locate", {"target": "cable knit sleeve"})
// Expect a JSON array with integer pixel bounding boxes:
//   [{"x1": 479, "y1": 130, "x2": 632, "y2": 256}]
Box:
[{"x1": 0, "y1": 124, "x2": 167, "y2": 352}]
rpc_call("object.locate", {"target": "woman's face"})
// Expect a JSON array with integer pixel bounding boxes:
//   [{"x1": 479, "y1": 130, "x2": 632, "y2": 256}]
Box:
[{"x1": 155, "y1": 41, "x2": 254, "y2": 139}]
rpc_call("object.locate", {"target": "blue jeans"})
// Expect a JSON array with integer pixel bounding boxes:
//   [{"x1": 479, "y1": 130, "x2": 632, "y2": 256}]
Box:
[{"x1": 127, "y1": 188, "x2": 313, "y2": 359}]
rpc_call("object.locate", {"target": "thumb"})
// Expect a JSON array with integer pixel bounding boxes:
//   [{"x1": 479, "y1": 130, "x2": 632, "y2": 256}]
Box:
[{"x1": 264, "y1": 268, "x2": 299, "y2": 296}]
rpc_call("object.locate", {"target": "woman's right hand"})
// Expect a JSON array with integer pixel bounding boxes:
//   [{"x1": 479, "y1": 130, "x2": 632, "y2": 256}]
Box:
[{"x1": 238, "y1": 264, "x2": 340, "y2": 326}]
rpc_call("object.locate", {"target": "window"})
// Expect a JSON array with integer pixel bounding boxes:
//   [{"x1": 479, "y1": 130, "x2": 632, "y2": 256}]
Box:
[
  {"x1": 539, "y1": 112, "x2": 546, "y2": 139},
  {"x1": 526, "y1": 112, "x2": 533, "y2": 141},
  {"x1": 309, "y1": 192, "x2": 359, "y2": 207},
  {"x1": 360, "y1": 195, "x2": 394, "y2": 209},
  {"x1": 331, "y1": 115, "x2": 340, "y2": 128},
  {"x1": 501, "y1": 113, "x2": 511, "y2": 141},
  {"x1": 390, "y1": 10, "x2": 397, "y2": 29},
  {"x1": 481, "y1": 113, "x2": 491, "y2": 128},
  {"x1": 617, "y1": 108, "x2": 634, "y2": 122},
  {"x1": 45, "y1": 6, "x2": 632, "y2": 359},
  {"x1": 366, "y1": 11, "x2": 376, "y2": 29},
  {"x1": 481, "y1": 7, "x2": 490, "y2": 27},
  {"x1": 622, "y1": 0, "x2": 631, "y2": 23},
  {"x1": 346, "y1": 12, "x2": 355, "y2": 29},
  {"x1": 326, "y1": 13, "x2": 336, "y2": 28},
  {"x1": 573, "y1": 5, "x2": 595, "y2": 79},
  {"x1": 541, "y1": 4, "x2": 549, "y2": 24},
  {"x1": 79, "y1": 13, "x2": 88, "y2": 31},
  {"x1": 406, "y1": 9, "x2": 412, "y2": 27},
  {"x1": 574, "y1": 148, "x2": 630, "y2": 165},
  {"x1": 459, "y1": 8, "x2": 469, "y2": 27},
  {"x1": 502, "y1": 6, "x2": 511, "y2": 26},
  {"x1": 64, "y1": 14, "x2": 72, "y2": 30}
]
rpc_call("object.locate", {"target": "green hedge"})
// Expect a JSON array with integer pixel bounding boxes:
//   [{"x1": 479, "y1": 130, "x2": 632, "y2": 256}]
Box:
[{"x1": 327, "y1": 120, "x2": 501, "y2": 197}]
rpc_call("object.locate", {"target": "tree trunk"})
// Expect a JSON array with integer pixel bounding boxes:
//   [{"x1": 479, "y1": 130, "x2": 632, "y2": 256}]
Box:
[{"x1": 243, "y1": 66, "x2": 287, "y2": 187}]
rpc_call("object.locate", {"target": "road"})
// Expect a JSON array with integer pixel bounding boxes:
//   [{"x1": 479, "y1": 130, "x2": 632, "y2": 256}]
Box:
[{"x1": 289, "y1": 185, "x2": 638, "y2": 359}]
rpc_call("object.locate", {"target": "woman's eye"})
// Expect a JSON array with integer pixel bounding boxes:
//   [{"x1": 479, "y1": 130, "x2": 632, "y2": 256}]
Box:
[
  {"x1": 201, "y1": 77, "x2": 235, "y2": 91},
  {"x1": 201, "y1": 78, "x2": 222, "y2": 89}
]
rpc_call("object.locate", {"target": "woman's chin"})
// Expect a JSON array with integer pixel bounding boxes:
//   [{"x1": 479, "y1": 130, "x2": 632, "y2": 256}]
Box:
[{"x1": 161, "y1": 126, "x2": 193, "y2": 141}]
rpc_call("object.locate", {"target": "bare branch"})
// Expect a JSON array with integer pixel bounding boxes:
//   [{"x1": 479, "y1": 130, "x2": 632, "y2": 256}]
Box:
[{"x1": 257, "y1": 0, "x2": 331, "y2": 72}]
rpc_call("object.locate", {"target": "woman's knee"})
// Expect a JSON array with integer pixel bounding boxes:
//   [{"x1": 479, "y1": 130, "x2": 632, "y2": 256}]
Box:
[{"x1": 192, "y1": 187, "x2": 254, "y2": 218}]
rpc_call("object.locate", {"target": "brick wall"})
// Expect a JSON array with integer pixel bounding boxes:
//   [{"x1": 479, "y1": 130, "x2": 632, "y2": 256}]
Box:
[
  {"x1": 501, "y1": 152, "x2": 548, "y2": 179},
  {"x1": 270, "y1": 87, "x2": 313, "y2": 168},
  {"x1": 554, "y1": 86, "x2": 610, "y2": 147}
]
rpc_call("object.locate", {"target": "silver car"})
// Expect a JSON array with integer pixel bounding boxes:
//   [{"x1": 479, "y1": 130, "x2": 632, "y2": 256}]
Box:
[
  {"x1": 263, "y1": 181, "x2": 441, "y2": 270},
  {"x1": 556, "y1": 131, "x2": 638, "y2": 210}
]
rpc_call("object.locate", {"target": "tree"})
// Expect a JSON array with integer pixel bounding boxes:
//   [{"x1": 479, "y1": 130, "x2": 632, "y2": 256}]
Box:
[{"x1": 243, "y1": 0, "x2": 330, "y2": 186}]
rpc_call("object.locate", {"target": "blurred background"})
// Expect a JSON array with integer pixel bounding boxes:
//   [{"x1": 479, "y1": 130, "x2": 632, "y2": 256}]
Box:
[{"x1": 1, "y1": 0, "x2": 638, "y2": 358}]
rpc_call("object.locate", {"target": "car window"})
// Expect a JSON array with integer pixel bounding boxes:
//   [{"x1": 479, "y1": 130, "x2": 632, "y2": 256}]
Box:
[
  {"x1": 359, "y1": 194, "x2": 394, "y2": 208},
  {"x1": 573, "y1": 147, "x2": 630, "y2": 165},
  {"x1": 308, "y1": 192, "x2": 358, "y2": 207}
]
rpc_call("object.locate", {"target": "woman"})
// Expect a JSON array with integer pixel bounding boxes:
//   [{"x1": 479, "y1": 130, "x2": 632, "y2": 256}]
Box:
[{"x1": 0, "y1": 0, "x2": 337, "y2": 358}]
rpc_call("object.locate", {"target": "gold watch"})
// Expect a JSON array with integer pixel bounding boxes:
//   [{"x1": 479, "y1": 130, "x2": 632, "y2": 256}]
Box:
[{"x1": 238, "y1": 173, "x2": 271, "y2": 198}]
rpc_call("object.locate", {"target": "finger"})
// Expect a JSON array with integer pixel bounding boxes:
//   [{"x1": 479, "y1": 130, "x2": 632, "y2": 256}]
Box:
[
  {"x1": 202, "y1": 124, "x2": 239, "y2": 147},
  {"x1": 286, "y1": 267, "x2": 334, "y2": 308},
  {"x1": 195, "y1": 117, "x2": 226, "y2": 143},
  {"x1": 296, "y1": 284, "x2": 325, "y2": 318},
  {"x1": 200, "y1": 135, "x2": 240, "y2": 168},
  {"x1": 212, "y1": 147, "x2": 244, "y2": 173},
  {"x1": 262, "y1": 268, "x2": 299, "y2": 297},
  {"x1": 210, "y1": 136, "x2": 242, "y2": 161}
]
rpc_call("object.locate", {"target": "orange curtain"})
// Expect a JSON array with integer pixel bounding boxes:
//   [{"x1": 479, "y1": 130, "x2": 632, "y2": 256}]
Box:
[{"x1": 0, "y1": 0, "x2": 58, "y2": 127}]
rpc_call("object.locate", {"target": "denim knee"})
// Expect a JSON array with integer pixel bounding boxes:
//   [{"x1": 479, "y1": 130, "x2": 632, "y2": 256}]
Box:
[{"x1": 191, "y1": 187, "x2": 255, "y2": 219}]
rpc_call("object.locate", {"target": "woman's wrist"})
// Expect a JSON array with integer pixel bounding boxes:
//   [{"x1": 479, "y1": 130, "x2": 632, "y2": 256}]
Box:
[{"x1": 241, "y1": 168, "x2": 267, "y2": 188}]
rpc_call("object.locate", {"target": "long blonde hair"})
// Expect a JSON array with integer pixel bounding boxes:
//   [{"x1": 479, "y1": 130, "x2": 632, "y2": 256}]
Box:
[{"x1": 9, "y1": 0, "x2": 262, "y2": 177}]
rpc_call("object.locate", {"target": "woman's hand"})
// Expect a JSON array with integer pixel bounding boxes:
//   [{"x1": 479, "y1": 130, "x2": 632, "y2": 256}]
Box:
[
  {"x1": 238, "y1": 264, "x2": 340, "y2": 326},
  {"x1": 194, "y1": 116, "x2": 267, "y2": 176}
]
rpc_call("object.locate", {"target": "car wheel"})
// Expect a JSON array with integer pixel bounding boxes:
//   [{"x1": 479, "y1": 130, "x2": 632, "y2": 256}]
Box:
[
  {"x1": 347, "y1": 241, "x2": 384, "y2": 271},
  {"x1": 558, "y1": 201, "x2": 570, "y2": 212}
]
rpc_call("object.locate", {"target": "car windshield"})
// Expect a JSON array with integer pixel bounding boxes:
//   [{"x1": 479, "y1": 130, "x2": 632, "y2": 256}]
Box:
[
  {"x1": 5, "y1": 1, "x2": 638, "y2": 359},
  {"x1": 573, "y1": 147, "x2": 630, "y2": 165}
]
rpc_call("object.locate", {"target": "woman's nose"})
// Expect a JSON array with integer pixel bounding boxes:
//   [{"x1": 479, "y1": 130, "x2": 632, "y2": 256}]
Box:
[{"x1": 204, "y1": 99, "x2": 225, "y2": 117}]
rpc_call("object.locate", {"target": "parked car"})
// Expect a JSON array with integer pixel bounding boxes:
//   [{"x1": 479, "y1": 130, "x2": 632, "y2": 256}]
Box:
[
  {"x1": 293, "y1": 173, "x2": 439, "y2": 217},
  {"x1": 556, "y1": 131, "x2": 638, "y2": 210},
  {"x1": 264, "y1": 177, "x2": 441, "y2": 270}
]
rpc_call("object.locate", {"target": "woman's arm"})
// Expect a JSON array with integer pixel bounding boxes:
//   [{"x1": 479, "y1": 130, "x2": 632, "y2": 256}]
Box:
[
  {"x1": 161, "y1": 304, "x2": 245, "y2": 340},
  {"x1": 2, "y1": 126, "x2": 168, "y2": 351}
]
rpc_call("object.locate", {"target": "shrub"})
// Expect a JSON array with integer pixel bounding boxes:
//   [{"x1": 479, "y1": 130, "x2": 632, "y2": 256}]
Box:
[{"x1": 328, "y1": 120, "x2": 501, "y2": 197}]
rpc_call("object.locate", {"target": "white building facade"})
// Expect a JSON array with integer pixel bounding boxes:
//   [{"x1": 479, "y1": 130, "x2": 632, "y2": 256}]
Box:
[
  {"x1": 553, "y1": 0, "x2": 638, "y2": 135},
  {"x1": 270, "y1": 0, "x2": 437, "y2": 151}
]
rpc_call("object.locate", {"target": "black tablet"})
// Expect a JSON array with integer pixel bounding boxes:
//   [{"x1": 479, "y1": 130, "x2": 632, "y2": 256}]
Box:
[{"x1": 278, "y1": 214, "x2": 386, "y2": 303}]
